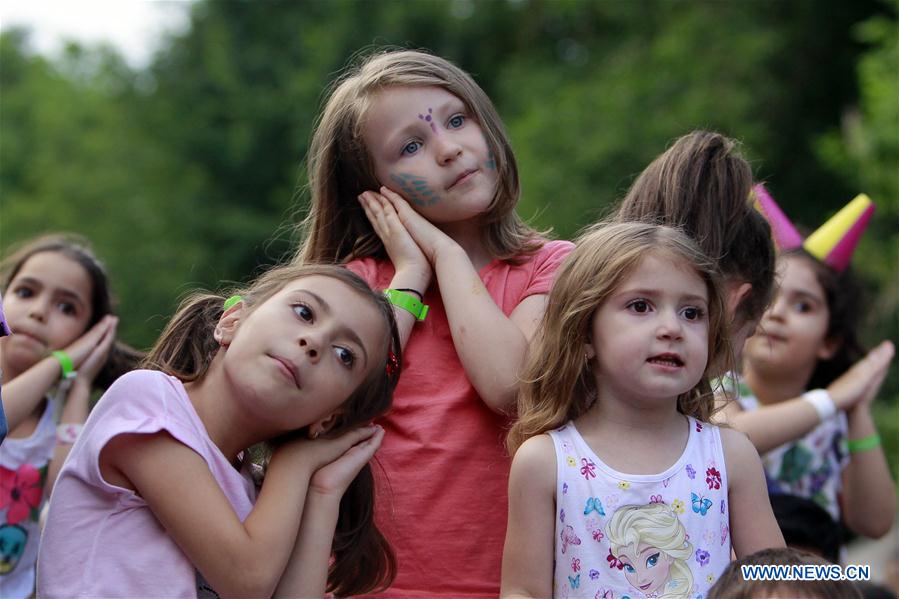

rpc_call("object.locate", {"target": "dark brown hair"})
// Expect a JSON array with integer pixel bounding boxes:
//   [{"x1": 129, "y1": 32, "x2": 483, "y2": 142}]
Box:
[
  {"x1": 785, "y1": 250, "x2": 865, "y2": 389},
  {"x1": 142, "y1": 263, "x2": 400, "y2": 596},
  {"x1": 616, "y1": 130, "x2": 776, "y2": 326},
  {"x1": 708, "y1": 547, "x2": 862, "y2": 598},
  {"x1": 295, "y1": 48, "x2": 544, "y2": 266},
  {"x1": 1, "y1": 233, "x2": 142, "y2": 388}
]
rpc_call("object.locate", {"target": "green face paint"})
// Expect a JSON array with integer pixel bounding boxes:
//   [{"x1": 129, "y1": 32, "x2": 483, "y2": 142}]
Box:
[{"x1": 390, "y1": 173, "x2": 441, "y2": 207}]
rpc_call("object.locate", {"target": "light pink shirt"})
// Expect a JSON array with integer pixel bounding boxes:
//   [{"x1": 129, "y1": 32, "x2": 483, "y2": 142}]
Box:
[{"x1": 37, "y1": 370, "x2": 256, "y2": 598}]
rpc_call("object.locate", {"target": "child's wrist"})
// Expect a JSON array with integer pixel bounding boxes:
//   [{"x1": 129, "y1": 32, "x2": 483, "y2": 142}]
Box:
[
  {"x1": 50, "y1": 350, "x2": 78, "y2": 380},
  {"x1": 848, "y1": 433, "x2": 881, "y2": 453},
  {"x1": 802, "y1": 389, "x2": 836, "y2": 422}
]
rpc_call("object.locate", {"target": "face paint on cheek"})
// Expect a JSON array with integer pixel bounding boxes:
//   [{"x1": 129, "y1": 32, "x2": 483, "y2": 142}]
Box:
[
  {"x1": 389, "y1": 173, "x2": 441, "y2": 207},
  {"x1": 485, "y1": 149, "x2": 496, "y2": 171},
  {"x1": 418, "y1": 108, "x2": 438, "y2": 134}
]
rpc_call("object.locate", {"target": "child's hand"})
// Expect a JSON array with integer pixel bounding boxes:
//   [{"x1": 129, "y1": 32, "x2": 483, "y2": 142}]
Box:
[
  {"x1": 828, "y1": 340, "x2": 894, "y2": 411},
  {"x1": 359, "y1": 190, "x2": 432, "y2": 283},
  {"x1": 61, "y1": 315, "x2": 118, "y2": 371},
  {"x1": 309, "y1": 425, "x2": 384, "y2": 499},
  {"x1": 377, "y1": 186, "x2": 460, "y2": 264},
  {"x1": 75, "y1": 316, "x2": 118, "y2": 385},
  {"x1": 278, "y1": 424, "x2": 380, "y2": 478}
]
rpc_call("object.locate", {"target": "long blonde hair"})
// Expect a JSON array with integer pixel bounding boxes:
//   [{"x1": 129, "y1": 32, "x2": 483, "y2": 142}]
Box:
[
  {"x1": 606, "y1": 503, "x2": 694, "y2": 599},
  {"x1": 507, "y1": 221, "x2": 730, "y2": 454},
  {"x1": 295, "y1": 48, "x2": 544, "y2": 265}
]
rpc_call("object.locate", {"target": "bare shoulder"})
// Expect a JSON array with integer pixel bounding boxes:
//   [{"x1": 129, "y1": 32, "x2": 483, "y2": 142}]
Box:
[
  {"x1": 509, "y1": 434, "x2": 557, "y2": 494},
  {"x1": 720, "y1": 426, "x2": 755, "y2": 459},
  {"x1": 719, "y1": 426, "x2": 764, "y2": 484}
]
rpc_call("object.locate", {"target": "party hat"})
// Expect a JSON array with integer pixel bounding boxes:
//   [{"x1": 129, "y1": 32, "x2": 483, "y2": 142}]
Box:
[
  {"x1": 752, "y1": 184, "x2": 803, "y2": 250},
  {"x1": 803, "y1": 194, "x2": 874, "y2": 273}
]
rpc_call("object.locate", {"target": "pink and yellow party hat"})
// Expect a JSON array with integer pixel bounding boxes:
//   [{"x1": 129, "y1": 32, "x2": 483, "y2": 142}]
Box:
[
  {"x1": 804, "y1": 193, "x2": 874, "y2": 273},
  {"x1": 753, "y1": 185, "x2": 874, "y2": 272}
]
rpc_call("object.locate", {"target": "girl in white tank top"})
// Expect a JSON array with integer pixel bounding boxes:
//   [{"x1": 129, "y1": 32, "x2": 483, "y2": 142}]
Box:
[{"x1": 501, "y1": 222, "x2": 784, "y2": 598}]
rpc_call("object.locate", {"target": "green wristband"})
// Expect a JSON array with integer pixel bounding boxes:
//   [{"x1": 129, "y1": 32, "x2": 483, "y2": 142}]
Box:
[
  {"x1": 847, "y1": 434, "x2": 881, "y2": 453},
  {"x1": 51, "y1": 350, "x2": 77, "y2": 380},
  {"x1": 384, "y1": 289, "x2": 429, "y2": 322}
]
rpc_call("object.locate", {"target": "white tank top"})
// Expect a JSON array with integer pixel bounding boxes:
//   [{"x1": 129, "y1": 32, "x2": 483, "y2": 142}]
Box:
[{"x1": 549, "y1": 417, "x2": 731, "y2": 599}]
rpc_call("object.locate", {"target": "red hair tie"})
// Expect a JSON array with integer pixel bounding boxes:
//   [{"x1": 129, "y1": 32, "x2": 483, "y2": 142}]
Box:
[{"x1": 386, "y1": 351, "x2": 399, "y2": 377}]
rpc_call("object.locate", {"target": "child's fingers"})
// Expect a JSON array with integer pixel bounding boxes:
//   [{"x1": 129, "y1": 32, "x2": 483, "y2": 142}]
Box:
[
  {"x1": 358, "y1": 194, "x2": 386, "y2": 236},
  {"x1": 830, "y1": 340, "x2": 895, "y2": 409},
  {"x1": 318, "y1": 424, "x2": 379, "y2": 459},
  {"x1": 335, "y1": 425, "x2": 384, "y2": 466}
]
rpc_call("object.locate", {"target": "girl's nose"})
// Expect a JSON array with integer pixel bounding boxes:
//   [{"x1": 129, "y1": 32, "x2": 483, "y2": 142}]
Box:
[
  {"x1": 764, "y1": 295, "x2": 787, "y2": 322},
  {"x1": 435, "y1": 136, "x2": 463, "y2": 165},
  {"x1": 298, "y1": 336, "x2": 320, "y2": 363},
  {"x1": 28, "y1": 301, "x2": 48, "y2": 323},
  {"x1": 657, "y1": 310, "x2": 684, "y2": 340}
]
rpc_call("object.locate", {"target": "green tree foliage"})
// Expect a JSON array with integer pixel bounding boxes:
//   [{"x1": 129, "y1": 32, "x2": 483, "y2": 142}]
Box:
[{"x1": 1, "y1": 0, "x2": 894, "y2": 380}]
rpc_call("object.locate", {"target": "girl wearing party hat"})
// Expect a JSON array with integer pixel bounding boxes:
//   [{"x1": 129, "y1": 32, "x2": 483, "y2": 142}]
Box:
[{"x1": 720, "y1": 188, "x2": 895, "y2": 541}]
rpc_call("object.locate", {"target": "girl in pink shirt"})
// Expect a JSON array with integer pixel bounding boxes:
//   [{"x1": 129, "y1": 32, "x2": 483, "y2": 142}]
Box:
[
  {"x1": 295, "y1": 48, "x2": 573, "y2": 595},
  {"x1": 38, "y1": 264, "x2": 402, "y2": 597}
]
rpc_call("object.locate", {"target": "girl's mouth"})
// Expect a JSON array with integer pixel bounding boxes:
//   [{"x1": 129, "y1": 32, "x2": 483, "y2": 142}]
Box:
[
  {"x1": 647, "y1": 353, "x2": 683, "y2": 367},
  {"x1": 447, "y1": 168, "x2": 477, "y2": 190}
]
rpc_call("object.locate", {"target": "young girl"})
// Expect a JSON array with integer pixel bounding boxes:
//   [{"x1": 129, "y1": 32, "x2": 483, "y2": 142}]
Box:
[
  {"x1": 37, "y1": 264, "x2": 403, "y2": 597},
  {"x1": 0, "y1": 234, "x2": 139, "y2": 598},
  {"x1": 724, "y1": 190, "x2": 895, "y2": 542},
  {"x1": 501, "y1": 222, "x2": 784, "y2": 599},
  {"x1": 296, "y1": 48, "x2": 573, "y2": 595}
]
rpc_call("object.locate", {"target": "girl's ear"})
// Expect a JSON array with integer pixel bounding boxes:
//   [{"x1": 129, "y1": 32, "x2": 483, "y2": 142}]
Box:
[
  {"x1": 308, "y1": 409, "x2": 345, "y2": 439},
  {"x1": 214, "y1": 303, "x2": 243, "y2": 347},
  {"x1": 817, "y1": 336, "x2": 841, "y2": 361},
  {"x1": 726, "y1": 281, "x2": 753, "y2": 322},
  {"x1": 584, "y1": 341, "x2": 596, "y2": 361}
]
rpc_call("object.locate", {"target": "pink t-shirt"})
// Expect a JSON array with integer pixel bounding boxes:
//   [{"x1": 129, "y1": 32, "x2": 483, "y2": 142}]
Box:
[
  {"x1": 37, "y1": 370, "x2": 256, "y2": 598},
  {"x1": 348, "y1": 239, "x2": 574, "y2": 597}
]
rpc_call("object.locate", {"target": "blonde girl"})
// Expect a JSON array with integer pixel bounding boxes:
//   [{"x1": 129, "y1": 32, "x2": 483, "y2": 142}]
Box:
[
  {"x1": 501, "y1": 222, "x2": 783, "y2": 599},
  {"x1": 0, "y1": 234, "x2": 140, "y2": 598},
  {"x1": 605, "y1": 503, "x2": 694, "y2": 599},
  {"x1": 38, "y1": 264, "x2": 401, "y2": 597},
  {"x1": 296, "y1": 48, "x2": 573, "y2": 595}
]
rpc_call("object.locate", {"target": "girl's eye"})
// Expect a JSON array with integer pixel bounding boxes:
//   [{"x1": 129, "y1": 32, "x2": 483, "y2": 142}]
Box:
[
  {"x1": 13, "y1": 286, "x2": 33, "y2": 299},
  {"x1": 57, "y1": 302, "x2": 77, "y2": 316},
  {"x1": 794, "y1": 301, "x2": 812, "y2": 313},
  {"x1": 646, "y1": 553, "x2": 660, "y2": 568},
  {"x1": 334, "y1": 346, "x2": 356, "y2": 368},
  {"x1": 624, "y1": 564, "x2": 635, "y2": 574},
  {"x1": 447, "y1": 114, "x2": 465, "y2": 129},
  {"x1": 629, "y1": 300, "x2": 650, "y2": 313},
  {"x1": 293, "y1": 304, "x2": 314, "y2": 322},
  {"x1": 401, "y1": 140, "x2": 422, "y2": 156},
  {"x1": 682, "y1": 307, "x2": 704, "y2": 321}
]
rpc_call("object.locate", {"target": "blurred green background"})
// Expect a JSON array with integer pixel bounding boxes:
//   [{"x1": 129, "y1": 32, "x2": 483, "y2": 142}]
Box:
[{"x1": 1, "y1": 0, "x2": 897, "y2": 478}]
